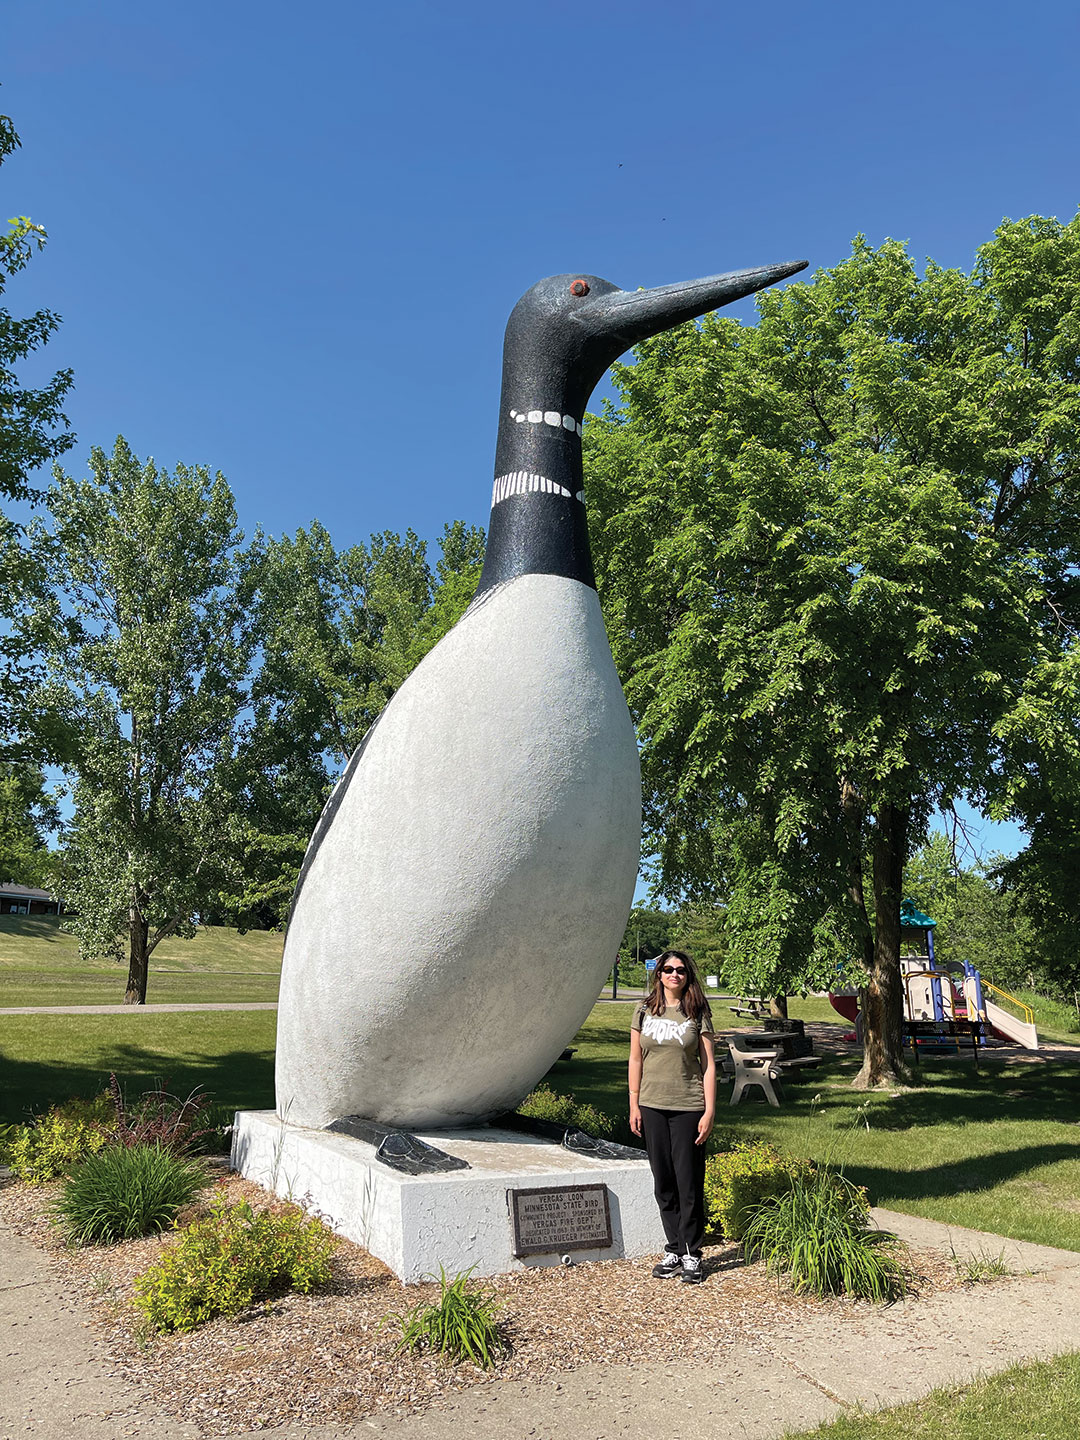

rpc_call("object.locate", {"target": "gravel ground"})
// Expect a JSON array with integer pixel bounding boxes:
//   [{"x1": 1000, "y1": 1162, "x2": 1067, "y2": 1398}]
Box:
[{"x1": 2, "y1": 1165, "x2": 963, "y2": 1437}]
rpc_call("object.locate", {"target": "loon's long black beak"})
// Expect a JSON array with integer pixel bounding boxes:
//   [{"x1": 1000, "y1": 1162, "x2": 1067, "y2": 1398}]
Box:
[{"x1": 573, "y1": 260, "x2": 808, "y2": 360}]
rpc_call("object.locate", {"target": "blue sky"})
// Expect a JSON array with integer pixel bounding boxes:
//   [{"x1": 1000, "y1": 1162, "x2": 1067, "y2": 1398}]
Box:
[{"x1": 7, "y1": 0, "x2": 1072, "y2": 862}]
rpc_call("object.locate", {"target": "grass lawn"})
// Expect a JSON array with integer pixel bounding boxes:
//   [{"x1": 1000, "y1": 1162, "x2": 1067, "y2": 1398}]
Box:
[
  {"x1": 0, "y1": 1011, "x2": 277, "y2": 1124},
  {"x1": 0, "y1": 917, "x2": 283, "y2": 1007},
  {"x1": 553, "y1": 1002, "x2": 1080, "y2": 1251},
  {"x1": 789, "y1": 1351, "x2": 1080, "y2": 1439},
  {"x1": 5, "y1": 967, "x2": 1079, "y2": 1251}
]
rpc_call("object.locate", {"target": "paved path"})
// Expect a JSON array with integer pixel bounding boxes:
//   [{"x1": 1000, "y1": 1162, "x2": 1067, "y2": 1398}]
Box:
[
  {"x1": 0, "y1": 1002, "x2": 279, "y2": 1015},
  {"x1": 5, "y1": 1207, "x2": 1080, "y2": 1440}
]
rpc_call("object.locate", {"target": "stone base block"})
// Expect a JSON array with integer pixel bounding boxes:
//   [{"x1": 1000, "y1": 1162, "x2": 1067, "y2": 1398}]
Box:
[{"x1": 231, "y1": 1110, "x2": 659, "y2": 1283}]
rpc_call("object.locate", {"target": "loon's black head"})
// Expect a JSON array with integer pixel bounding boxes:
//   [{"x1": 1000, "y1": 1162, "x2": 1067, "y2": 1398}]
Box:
[
  {"x1": 479, "y1": 260, "x2": 808, "y2": 596},
  {"x1": 502, "y1": 262, "x2": 807, "y2": 420}
]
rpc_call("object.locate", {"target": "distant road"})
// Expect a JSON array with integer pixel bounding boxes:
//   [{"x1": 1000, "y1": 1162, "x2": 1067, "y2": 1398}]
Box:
[{"x1": 0, "y1": 1002, "x2": 279, "y2": 1015}]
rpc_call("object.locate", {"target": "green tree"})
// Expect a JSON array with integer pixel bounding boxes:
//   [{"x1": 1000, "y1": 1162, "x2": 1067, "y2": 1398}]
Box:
[
  {"x1": 216, "y1": 517, "x2": 486, "y2": 929},
  {"x1": 618, "y1": 905, "x2": 676, "y2": 968},
  {"x1": 0, "y1": 108, "x2": 74, "y2": 505},
  {"x1": 586, "y1": 217, "x2": 1080, "y2": 1087},
  {"x1": 0, "y1": 762, "x2": 59, "y2": 886},
  {"x1": 30, "y1": 438, "x2": 256, "y2": 1002},
  {"x1": 996, "y1": 791, "x2": 1080, "y2": 1001},
  {"x1": 902, "y1": 833, "x2": 1033, "y2": 984},
  {"x1": 1, "y1": 107, "x2": 76, "y2": 768}
]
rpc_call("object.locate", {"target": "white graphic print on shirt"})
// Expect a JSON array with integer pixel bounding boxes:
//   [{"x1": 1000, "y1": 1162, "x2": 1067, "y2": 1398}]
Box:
[{"x1": 641, "y1": 1012, "x2": 694, "y2": 1044}]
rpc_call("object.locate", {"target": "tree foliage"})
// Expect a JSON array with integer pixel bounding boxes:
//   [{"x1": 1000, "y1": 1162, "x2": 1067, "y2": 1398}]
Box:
[
  {"x1": 902, "y1": 833, "x2": 1033, "y2": 985},
  {"x1": 215, "y1": 517, "x2": 485, "y2": 929},
  {"x1": 585, "y1": 216, "x2": 1080, "y2": 1084},
  {"x1": 0, "y1": 761, "x2": 59, "y2": 886},
  {"x1": 995, "y1": 791, "x2": 1080, "y2": 1000},
  {"x1": 28, "y1": 438, "x2": 256, "y2": 1001},
  {"x1": 0, "y1": 108, "x2": 75, "y2": 505},
  {"x1": 1, "y1": 107, "x2": 76, "y2": 765}
]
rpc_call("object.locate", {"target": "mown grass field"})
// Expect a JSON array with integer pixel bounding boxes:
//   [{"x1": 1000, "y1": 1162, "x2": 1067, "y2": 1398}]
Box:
[
  {"x1": 0, "y1": 917, "x2": 283, "y2": 1006},
  {"x1": 3, "y1": 922, "x2": 1079, "y2": 1251},
  {"x1": 556, "y1": 1002, "x2": 1080, "y2": 1251},
  {"x1": 0, "y1": 1011, "x2": 276, "y2": 1125},
  {"x1": 5, "y1": 992, "x2": 1079, "y2": 1252}
]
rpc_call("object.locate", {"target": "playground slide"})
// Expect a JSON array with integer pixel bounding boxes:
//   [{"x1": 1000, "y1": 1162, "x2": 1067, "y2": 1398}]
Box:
[{"x1": 985, "y1": 998, "x2": 1039, "y2": 1050}]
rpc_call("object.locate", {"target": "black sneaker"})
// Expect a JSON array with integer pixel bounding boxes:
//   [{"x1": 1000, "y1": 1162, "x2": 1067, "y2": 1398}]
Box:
[
  {"x1": 651, "y1": 1250, "x2": 682, "y2": 1278},
  {"x1": 680, "y1": 1253, "x2": 703, "y2": 1284}
]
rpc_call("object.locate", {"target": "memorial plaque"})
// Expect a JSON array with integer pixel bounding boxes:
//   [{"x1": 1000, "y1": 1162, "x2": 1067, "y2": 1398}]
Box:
[{"x1": 509, "y1": 1183, "x2": 613, "y2": 1257}]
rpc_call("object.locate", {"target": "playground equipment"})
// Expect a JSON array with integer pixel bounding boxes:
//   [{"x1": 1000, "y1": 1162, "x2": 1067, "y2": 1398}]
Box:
[{"x1": 828, "y1": 899, "x2": 1039, "y2": 1050}]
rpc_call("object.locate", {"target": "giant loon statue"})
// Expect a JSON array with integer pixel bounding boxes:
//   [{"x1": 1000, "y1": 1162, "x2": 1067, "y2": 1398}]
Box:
[{"x1": 276, "y1": 260, "x2": 807, "y2": 1130}]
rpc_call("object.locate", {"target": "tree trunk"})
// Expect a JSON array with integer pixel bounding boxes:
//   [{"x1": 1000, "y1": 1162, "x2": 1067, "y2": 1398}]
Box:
[
  {"x1": 853, "y1": 801, "x2": 912, "y2": 1089},
  {"x1": 841, "y1": 778, "x2": 875, "y2": 973},
  {"x1": 125, "y1": 907, "x2": 150, "y2": 1005},
  {"x1": 769, "y1": 995, "x2": 788, "y2": 1019}
]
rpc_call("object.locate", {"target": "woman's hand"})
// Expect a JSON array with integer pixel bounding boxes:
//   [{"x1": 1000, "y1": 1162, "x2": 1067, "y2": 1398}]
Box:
[
  {"x1": 695, "y1": 1111, "x2": 714, "y2": 1145},
  {"x1": 630, "y1": 1100, "x2": 643, "y2": 1137}
]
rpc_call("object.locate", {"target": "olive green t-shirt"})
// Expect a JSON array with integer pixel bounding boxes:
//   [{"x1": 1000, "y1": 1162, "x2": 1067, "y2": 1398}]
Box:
[{"x1": 631, "y1": 1003, "x2": 715, "y2": 1111}]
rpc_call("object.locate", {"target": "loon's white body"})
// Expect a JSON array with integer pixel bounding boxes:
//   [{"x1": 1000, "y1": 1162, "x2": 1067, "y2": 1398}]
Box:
[
  {"x1": 276, "y1": 574, "x2": 639, "y2": 1128},
  {"x1": 275, "y1": 261, "x2": 806, "y2": 1132}
]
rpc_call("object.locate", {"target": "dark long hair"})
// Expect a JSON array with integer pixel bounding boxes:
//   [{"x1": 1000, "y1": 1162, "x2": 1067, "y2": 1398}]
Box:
[{"x1": 644, "y1": 949, "x2": 712, "y2": 1024}]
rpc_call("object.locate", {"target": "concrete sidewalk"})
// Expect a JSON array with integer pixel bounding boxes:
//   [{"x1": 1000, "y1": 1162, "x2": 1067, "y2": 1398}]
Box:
[
  {"x1": 0, "y1": 1002, "x2": 278, "y2": 1014},
  {"x1": 5, "y1": 1207, "x2": 1080, "y2": 1440}
]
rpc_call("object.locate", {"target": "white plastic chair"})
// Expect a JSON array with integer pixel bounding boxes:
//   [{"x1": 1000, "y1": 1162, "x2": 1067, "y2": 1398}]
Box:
[{"x1": 727, "y1": 1037, "x2": 784, "y2": 1108}]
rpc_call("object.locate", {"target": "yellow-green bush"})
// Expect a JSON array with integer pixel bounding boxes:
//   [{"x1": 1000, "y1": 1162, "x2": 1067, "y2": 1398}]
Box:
[
  {"x1": 8, "y1": 1094, "x2": 115, "y2": 1184},
  {"x1": 704, "y1": 1140, "x2": 814, "y2": 1239},
  {"x1": 516, "y1": 1085, "x2": 613, "y2": 1136},
  {"x1": 133, "y1": 1196, "x2": 335, "y2": 1332}
]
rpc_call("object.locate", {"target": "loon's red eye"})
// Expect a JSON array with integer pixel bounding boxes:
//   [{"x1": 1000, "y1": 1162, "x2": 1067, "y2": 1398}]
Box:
[{"x1": 570, "y1": 279, "x2": 589, "y2": 297}]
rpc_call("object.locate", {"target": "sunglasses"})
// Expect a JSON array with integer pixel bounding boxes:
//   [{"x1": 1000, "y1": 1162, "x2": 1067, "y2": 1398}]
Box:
[{"x1": 660, "y1": 965, "x2": 687, "y2": 976}]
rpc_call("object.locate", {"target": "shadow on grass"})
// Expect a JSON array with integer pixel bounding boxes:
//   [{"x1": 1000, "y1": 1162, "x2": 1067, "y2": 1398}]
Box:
[
  {"x1": 0, "y1": 916, "x2": 67, "y2": 945},
  {"x1": 0, "y1": 1046, "x2": 275, "y2": 1124},
  {"x1": 863, "y1": 1064, "x2": 1080, "y2": 1131},
  {"x1": 842, "y1": 1141, "x2": 1080, "y2": 1203}
]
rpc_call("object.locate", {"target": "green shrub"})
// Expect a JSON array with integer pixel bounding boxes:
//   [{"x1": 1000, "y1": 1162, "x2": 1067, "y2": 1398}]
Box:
[
  {"x1": 385, "y1": 1266, "x2": 506, "y2": 1368},
  {"x1": 133, "y1": 1196, "x2": 335, "y2": 1332},
  {"x1": 0, "y1": 1122, "x2": 20, "y2": 1163},
  {"x1": 703, "y1": 1140, "x2": 813, "y2": 1239},
  {"x1": 8, "y1": 1093, "x2": 115, "y2": 1184},
  {"x1": 741, "y1": 1169, "x2": 908, "y2": 1302},
  {"x1": 51, "y1": 1143, "x2": 207, "y2": 1245},
  {"x1": 517, "y1": 1085, "x2": 613, "y2": 1136}
]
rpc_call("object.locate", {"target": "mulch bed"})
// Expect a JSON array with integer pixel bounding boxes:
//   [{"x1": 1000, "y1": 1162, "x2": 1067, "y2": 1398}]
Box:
[{"x1": 3, "y1": 1163, "x2": 965, "y2": 1436}]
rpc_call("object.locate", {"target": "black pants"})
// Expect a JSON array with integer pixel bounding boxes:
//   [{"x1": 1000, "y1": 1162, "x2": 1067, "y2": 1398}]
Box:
[{"x1": 640, "y1": 1106, "x2": 706, "y2": 1257}]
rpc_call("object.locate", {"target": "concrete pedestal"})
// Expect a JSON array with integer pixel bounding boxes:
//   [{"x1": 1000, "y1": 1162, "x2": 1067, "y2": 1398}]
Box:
[{"x1": 231, "y1": 1111, "x2": 658, "y2": 1283}]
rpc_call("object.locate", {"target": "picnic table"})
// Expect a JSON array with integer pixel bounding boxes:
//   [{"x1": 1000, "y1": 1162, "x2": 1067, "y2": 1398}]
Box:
[
  {"x1": 728, "y1": 996, "x2": 766, "y2": 1019},
  {"x1": 720, "y1": 1027, "x2": 824, "y2": 1077}
]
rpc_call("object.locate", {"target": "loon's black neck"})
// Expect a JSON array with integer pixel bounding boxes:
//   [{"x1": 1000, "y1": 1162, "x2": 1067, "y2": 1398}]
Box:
[
  {"x1": 472, "y1": 262, "x2": 810, "y2": 599},
  {"x1": 475, "y1": 388, "x2": 594, "y2": 595}
]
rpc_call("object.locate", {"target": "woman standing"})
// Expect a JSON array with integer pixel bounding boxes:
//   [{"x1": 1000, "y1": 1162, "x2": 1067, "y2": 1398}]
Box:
[{"x1": 629, "y1": 949, "x2": 716, "y2": 1284}]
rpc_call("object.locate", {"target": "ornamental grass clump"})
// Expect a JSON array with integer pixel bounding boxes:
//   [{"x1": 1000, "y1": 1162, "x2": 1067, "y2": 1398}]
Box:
[
  {"x1": 51, "y1": 1143, "x2": 207, "y2": 1245},
  {"x1": 107, "y1": 1073, "x2": 215, "y2": 1154},
  {"x1": 385, "y1": 1267, "x2": 506, "y2": 1369},
  {"x1": 133, "y1": 1196, "x2": 335, "y2": 1332},
  {"x1": 741, "y1": 1169, "x2": 908, "y2": 1302}
]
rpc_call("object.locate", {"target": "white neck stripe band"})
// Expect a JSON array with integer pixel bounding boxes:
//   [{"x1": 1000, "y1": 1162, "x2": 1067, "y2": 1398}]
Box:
[
  {"x1": 509, "y1": 408, "x2": 584, "y2": 437},
  {"x1": 492, "y1": 472, "x2": 586, "y2": 506}
]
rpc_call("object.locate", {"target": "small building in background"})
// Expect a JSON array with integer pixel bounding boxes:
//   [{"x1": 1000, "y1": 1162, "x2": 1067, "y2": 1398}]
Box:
[{"x1": 0, "y1": 883, "x2": 64, "y2": 917}]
